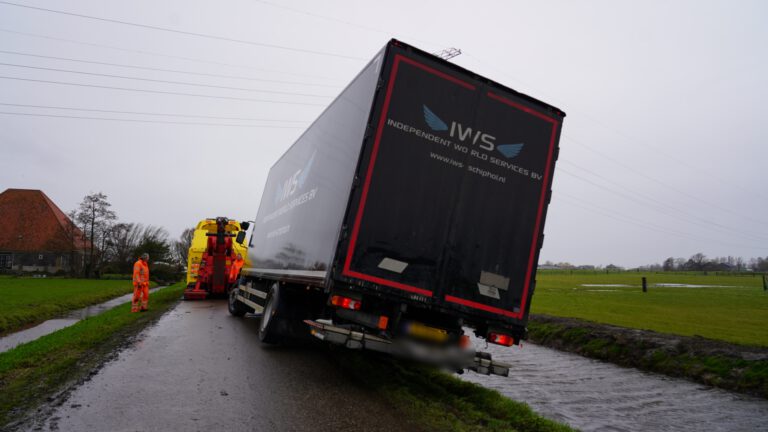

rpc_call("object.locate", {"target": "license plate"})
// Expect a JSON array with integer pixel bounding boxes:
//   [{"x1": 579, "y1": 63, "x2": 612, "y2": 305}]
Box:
[{"x1": 406, "y1": 322, "x2": 448, "y2": 342}]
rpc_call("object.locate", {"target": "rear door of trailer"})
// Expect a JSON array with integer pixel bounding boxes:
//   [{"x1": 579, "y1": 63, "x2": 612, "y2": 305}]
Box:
[{"x1": 336, "y1": 42, "x2": 564, "y2": 323}]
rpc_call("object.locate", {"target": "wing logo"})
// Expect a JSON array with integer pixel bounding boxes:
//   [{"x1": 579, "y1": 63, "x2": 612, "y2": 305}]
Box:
[
  {"x1": 496, "y1": 143, "x2": 524, "y2": 159},
  {"x1": 419, "y1": 103, "x2": 524, "y2": 159},
  {"x1": 423, "y1": 105, "x2": 448, "y2": 131},
  {"x1": 275, "y1": 150, "x2": 316, "y2": 204},
  {"x1": 296, "y1": 150, "x2": 315, "y2": 189}
]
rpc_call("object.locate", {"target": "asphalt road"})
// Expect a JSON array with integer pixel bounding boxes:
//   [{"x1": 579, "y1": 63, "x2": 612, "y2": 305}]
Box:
[{"x1": 25, "y1": 300, "x2": 422, "y2": 432}]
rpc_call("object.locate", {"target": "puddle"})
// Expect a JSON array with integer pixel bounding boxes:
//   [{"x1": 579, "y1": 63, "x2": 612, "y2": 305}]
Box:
[
  {"x1": 580, "y1": 284, "x2": 632, "y2": 287},
  {"x1": 653, "y1": 283, "x2": 737, "y2": 288},
  {"x1": 0, "y1": 287, "x2": 164, "y2": 353}
]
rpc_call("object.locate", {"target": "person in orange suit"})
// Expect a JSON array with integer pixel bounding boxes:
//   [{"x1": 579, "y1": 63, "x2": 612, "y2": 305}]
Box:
[
  {"x1": 132, "y1": 253, "x2": 150, "y2": 313},
  {"x1": 229, "y1": 253, "x2": 245, "y2": 286}
]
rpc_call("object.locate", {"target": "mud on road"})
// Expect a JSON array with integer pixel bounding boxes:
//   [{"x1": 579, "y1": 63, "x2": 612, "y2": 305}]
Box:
[{"x1": 22, "y1": 300, "x2": 421, "y2": 432}]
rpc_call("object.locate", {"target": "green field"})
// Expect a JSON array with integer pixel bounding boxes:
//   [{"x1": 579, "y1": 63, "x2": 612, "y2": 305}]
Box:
[
  {"x1": 0, "y1": 278, "x2": 141, "y2": 335},
  {"x1": 531, "y1": 271, "x2": 768, "y2": 346}
]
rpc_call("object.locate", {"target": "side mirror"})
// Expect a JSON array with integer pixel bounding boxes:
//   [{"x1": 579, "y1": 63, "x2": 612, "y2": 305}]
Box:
[
  {"x1": 236, "y1": 231, "x2": 247, "y2": 245},
  {"x1": 240, "y1": 221, "x2": 251, "y2": 231}
]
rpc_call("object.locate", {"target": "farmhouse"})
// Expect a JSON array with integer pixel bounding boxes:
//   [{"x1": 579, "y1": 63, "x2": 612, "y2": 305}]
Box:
[{"x1": 0, "y1": 188, "x2": 88, "y2": 273}]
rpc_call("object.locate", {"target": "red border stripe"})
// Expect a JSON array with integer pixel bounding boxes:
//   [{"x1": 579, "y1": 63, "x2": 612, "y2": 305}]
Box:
[
  {"x1": 344, "y1": 270, "x2": 433, "y2": 297},
  {"x1": 342, "y1": 56, "x2": 401, "y2": 276},
  {"x1": 445, "y1": 295, "x2": 517, "y2": 318},
  {"x1": 398, "y1": 56, "x2": 475, "y2": 90},
  {"x1": 487, "y1": 92, "x2": 557, "y2": 124}
]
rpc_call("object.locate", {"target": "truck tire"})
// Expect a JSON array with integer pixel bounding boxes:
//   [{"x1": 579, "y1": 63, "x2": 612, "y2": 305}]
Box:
[
  {"x1": 258, "y1": 284, "x2": 283, "y2": 344},
  {"x1": 228, "y1": 287, "x2": 248, "y2": 317}
]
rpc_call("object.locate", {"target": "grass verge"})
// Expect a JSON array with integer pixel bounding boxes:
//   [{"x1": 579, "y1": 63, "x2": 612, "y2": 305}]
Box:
[
  {"x1": 333, "y1": 350, "x2": 575, "y2": 432},
  {"x1": 527, "y1": 314, "x2": 768, "y2": 399},
  {"x1": 0, "y1": 278, "x2": 158, "y2": 335},
  {"x1": 0, "y1": 283, "x2": 184, "y2": 428}
]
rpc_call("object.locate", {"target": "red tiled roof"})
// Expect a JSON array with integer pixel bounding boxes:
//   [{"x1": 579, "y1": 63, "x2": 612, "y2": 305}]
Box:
[{"x1": 0, "y1": 189, "x2": 89, "y2": 252}]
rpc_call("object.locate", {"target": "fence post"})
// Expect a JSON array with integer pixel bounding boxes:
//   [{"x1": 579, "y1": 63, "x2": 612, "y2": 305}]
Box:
[
  {"x1": 763, "y1": 274, "x2": 767, "y2": 292},
  {"x1": 642, "y1": 277, "x2": 648, "y2": 293}
]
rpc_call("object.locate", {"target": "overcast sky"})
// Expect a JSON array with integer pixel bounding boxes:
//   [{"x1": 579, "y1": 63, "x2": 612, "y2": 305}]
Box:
[{"x1": 1, "y1": 0, "x2": 766, "y2": 267}]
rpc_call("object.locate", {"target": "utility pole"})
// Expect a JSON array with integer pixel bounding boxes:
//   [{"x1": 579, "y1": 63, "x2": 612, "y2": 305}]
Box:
[{"x1": 433, "y1": 47, "x2": 462, "y2": 60}]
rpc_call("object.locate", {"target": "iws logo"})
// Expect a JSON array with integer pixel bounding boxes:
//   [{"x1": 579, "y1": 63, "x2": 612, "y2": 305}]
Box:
[
  {"x1": 422, "y1": 105, "x2": 524, "y2": 159},
  {"x1": 275, "y1": 150, "x2": 315, "y2": 204}
]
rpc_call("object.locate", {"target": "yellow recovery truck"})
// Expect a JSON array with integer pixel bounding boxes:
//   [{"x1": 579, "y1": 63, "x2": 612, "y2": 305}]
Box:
[{"x1": 185, "y1": 217, "x2": 250, "y2": 300}]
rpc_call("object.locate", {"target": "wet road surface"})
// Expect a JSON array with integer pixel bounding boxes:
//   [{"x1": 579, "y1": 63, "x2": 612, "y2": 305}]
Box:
[
  {"x1": 0, "y1": 287, "x2": 164, "y2": 353},
  {"x1": 463, "y1": 338, "x2": 768, "y2": 432},
  {"x1": 25, "y1": 300, "x2": 421, "y2": 432}
]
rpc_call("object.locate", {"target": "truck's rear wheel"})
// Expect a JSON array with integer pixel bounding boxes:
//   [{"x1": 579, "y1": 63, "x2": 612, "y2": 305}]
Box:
[
  {"x1": 259, "y1": 284, "x2": 282, "y2": 344},
  {"x1": 228, "y1": 287, "x2": 248, "y2": 317}
]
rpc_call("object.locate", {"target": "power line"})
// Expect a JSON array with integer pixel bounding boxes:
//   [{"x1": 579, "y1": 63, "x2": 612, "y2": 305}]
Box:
[
  {"x1": 559, "y1": 158, "x2": 768, "y2": 238},
  {"x1": 0, "y1": 62, "x2": 334, "y2": 98},
  {"x1": 555, "y1": 195, "x2": 768, "y2": 251},
  {"x1": 0, "y1": 110, "x2": 305, "y2": 128},
  {"x1": 556, "y1": 192, "x2": 766, "y2": 250},
  {"x1": 558, "y1": 165, "x2": 768, "y2": 243},
  {"x1": 0, "y1": 49, "x2": 342, "y2": 88},
  {"x1": 568, "y1": 108, "x2": 768, "y2": 203},
  {"x1": 0, "y1": 75, "x2": 327, "y2": 106},
  {"x1": 0, "y1": 1, "x2": 366, "y2": 61},
  {"x1": 463, "y1": 51, "x2": 768, "y2": 203},
  {"x1": 558, "y1": 166, "x2": 768, "y2": 243},
  {"x1": 0, "y1": 102, "x2": 311, "y2": 123},
  {"x1": 563, "y1": 135, "x2": 768, "y2": 227},
  {"x1": 251, "y1": 0, "x2": 443, "y2": 49},
  {"x1": 0, "y1": 28, "x2": 342, "y2": 81}
]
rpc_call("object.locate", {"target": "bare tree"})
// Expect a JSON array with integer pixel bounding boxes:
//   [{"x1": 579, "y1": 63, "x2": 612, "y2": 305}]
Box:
[
  {"x1": 134, "y1": 225, "x2": 171, "y2": 263},
  {"x1": 662, "y1": 257, "x2": 675, "y2": 271},
  {"x1": 173, "y1": 228, "x2": 195, "y2": 266},
  {"x1": 73, "y1": 192, "x2": 117, "y2": 277},
  {"x1": 687, "y1": 252, "x2": 707, "y2": 271},
  {"x1": 735, "y1": 257, "x2": 746, "y2": 272},
  {"x1": 105, "y1": 223, "x2": 143, "y2": 274}
]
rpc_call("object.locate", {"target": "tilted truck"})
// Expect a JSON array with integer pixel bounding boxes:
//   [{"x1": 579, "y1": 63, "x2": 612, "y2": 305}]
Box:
[{"x1": 229, "y1": 39, "x2": 565, "y2": 376}]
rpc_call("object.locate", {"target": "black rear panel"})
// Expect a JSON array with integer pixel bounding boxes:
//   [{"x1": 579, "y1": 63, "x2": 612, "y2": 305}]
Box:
[{"x1": 338, "y1": 41, "x2": 564, "y2": 324}]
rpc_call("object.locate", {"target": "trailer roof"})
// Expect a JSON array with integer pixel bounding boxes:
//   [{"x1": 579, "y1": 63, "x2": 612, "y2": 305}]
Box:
[{"x1": 389, "y1": 39, "x2": 566, "y2": 119}]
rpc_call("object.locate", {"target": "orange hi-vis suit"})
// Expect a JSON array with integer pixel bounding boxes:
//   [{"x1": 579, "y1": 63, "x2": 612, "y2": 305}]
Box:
[
  {"x1": 229, "y1": 256, "x2": 245, "y2": 284},
  {"x1": 132, "y1": 258, "x2": 150, "y2": 312}
]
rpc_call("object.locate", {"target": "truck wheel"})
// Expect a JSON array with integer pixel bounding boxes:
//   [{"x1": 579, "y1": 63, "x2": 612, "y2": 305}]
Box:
[
  {"x1": 258, "y1": 284, "x2": 282, "y2": 344},
  {"x1": 228, "y1": 287, "x2": 248, "y2": 317}
]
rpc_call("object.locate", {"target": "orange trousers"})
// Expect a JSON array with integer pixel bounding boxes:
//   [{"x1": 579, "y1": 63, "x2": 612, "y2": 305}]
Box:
[{"x1": 131, "y1": 283, "x2": 149, "y2": 312}]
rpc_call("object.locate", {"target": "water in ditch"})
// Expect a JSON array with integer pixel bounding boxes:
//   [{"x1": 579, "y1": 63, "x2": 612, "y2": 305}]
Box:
[
  {"x1": 462, "y1": 339, "x2": 768, "y2": 432},
  {"x1": 0, "y1": 287, "x2": 164, "y2": 353}
]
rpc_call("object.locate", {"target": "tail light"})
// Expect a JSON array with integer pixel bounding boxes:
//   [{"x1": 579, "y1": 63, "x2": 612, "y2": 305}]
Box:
[
  {"x1": 331, "y1": 295, "x2": 361, "y2": 311},
  {"x1": 487, "y1": 332, "x2": 515, "y2": 347}
]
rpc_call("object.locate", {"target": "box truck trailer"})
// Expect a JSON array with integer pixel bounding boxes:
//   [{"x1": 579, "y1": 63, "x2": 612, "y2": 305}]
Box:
[{"x1": 229, "y1": 39, "x2": 565, "y2": 375}]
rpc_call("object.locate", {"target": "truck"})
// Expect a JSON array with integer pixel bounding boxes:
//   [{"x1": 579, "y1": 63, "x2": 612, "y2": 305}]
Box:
[
  {"x1": 184, "y1": 217, "x2": 249, "y2": 300},
  {"x1": 228, "y1": 39, "x2": 565, "y2": 376}
]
